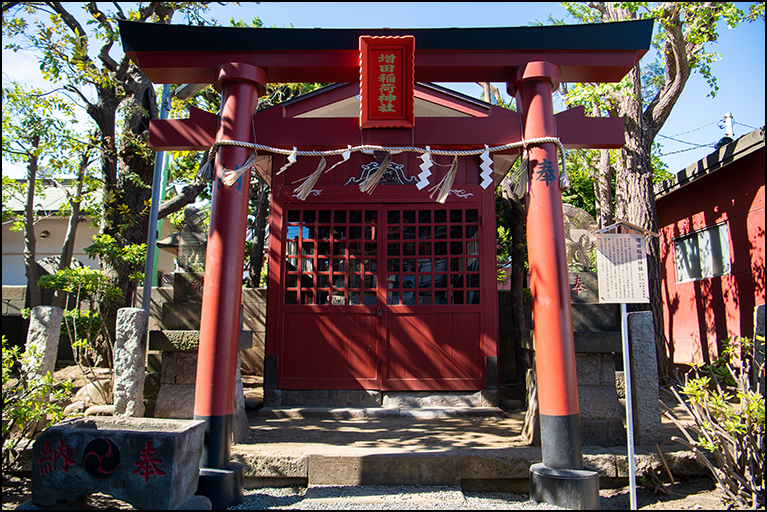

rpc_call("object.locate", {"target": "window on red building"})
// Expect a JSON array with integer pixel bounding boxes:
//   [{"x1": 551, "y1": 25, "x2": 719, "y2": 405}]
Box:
[{"x1": 673, "y1": 222, "x2": 731, "y2": 282}]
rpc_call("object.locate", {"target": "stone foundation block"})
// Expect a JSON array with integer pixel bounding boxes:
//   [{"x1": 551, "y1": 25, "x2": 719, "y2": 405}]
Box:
[{"x1": 31, "y1": 417, "x2": 204, "y2": 510}]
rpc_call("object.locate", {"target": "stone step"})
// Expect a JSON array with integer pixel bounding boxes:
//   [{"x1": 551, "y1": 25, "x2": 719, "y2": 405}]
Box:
[
  {"x1": 522, "y1": 329, "x2": 621, "y2": 354},
  {"x1": 160, "y1": 300, "x2": 265, "y2": 332},
  {"x1": 571, "y1": 302, "x2": 620, "y2": 331},
  {"x1": 149, "y1": 329, "x2": 253, "y2": 351},
  {"x1": 573, "y1": 330, "x2": 622, "y2": 353},
  {"x1": 161, "y1": 302, "x2": 201, "y2": 330},
  {"x1": 264, "y1": 389, "x2": 501, "y2": 408},
  {"x1": 256, "y1": 407, "x2": 508, "y2": 420}
]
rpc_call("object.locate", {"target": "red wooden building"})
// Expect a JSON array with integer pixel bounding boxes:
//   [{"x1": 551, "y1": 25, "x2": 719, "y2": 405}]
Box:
[
  {"x1": 263, "y1": 82, "x2": 519, "y2": 393},
  {"x1": 655, "y1": 126, "x2": 765, "y2": 366}
]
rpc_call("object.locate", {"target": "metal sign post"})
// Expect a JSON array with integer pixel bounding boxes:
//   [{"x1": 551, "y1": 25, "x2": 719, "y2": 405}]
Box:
[{"x1": 594, "y1": 221, "x2": 657, "y2": 510}]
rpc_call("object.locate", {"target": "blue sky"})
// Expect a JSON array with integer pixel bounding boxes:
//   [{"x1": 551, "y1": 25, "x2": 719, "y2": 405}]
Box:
[{"x1": 2, "y1": 2, "x2": 764, "y2": 176}]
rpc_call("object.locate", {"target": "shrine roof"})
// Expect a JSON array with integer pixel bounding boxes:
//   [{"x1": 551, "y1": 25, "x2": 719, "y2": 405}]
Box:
[
  {"x1": 119, "y1": 19, "x2": 652, "y2": 84},
  {"x1": 120, "y1": 19, "x2": 652, "y2": 53}
]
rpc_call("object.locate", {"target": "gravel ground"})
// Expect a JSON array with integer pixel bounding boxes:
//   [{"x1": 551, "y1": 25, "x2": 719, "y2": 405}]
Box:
[{"x1": 229, "y1": 485, "x2": 566, "y2": 510}]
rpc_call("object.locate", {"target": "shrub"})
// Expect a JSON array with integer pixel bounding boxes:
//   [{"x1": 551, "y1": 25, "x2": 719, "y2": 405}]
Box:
[
  {"x1": 663, "y1": 335, "x2": 764, "y2": 509},
  {"x1": 2, "y1": 335, "x2": 72, "y2": 472}
]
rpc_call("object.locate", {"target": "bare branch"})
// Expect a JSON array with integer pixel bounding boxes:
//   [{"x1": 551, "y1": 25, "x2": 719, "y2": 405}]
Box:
[
  {"x1": 111, "y1": 1, "x2": 126, "y2": 19},
  {"x1": 63, "y1": 84, "x2": 94, "y2": 110}
]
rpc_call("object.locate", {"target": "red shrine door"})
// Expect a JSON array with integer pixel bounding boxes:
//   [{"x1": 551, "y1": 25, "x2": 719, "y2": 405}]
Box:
[{"x1": 275, "y1": 194, "x2": 496, "y2": 391}]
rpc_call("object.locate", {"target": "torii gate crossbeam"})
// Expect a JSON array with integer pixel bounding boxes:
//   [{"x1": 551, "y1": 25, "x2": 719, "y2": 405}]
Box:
[{"x1": 120, "y1": 19, "x2": 652, "y2": 510}]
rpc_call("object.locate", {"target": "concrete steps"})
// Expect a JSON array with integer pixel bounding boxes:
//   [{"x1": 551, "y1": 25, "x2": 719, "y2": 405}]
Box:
[
  {"x1": 233, "y1": 410, "x2": 708, "y2": 490},
  {"x1": 257, "y1": 406, "x2": 507, "y2": 419}
]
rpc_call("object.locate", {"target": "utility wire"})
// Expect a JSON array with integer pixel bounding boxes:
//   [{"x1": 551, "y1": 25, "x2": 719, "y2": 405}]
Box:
[
  {"x1": 664, "y1": 122, "x2": 716, "y2": 138},
  {"x1": 734, "y1": 121, "x2": 759, "y2": 130},
  {"x1": 659, "y1": 141, "x2": 719, "y2": 157},
  {"x1": 657, "y1": 133, "x2": 716, "y2": 147}
]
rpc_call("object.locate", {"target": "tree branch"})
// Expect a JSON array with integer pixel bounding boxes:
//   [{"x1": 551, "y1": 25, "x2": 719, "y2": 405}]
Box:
[
  {"x1": 111, "y1": 1, "x2": 126, "y2": 20},
  {"x1": 63, "y1": 84, "x2": 95, "y2": 110},
  {"x1": 1, "y1": 2, "x2": 23, "y2": 13},
  {"x1": 48, "y1": 2, "x2": 87, "y2": 46},
  {"x1": 157, "y1": 179, "x2": 207, "y2": 220},
  {"x1": 644, "y1": 2, "x2": 696, "y2": 138},
  {"x1": 85, "y1": 2, "x2": 119, "y2": 72}
]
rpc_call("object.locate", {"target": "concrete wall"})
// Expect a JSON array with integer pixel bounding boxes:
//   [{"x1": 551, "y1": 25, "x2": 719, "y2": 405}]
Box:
[{"x1": 2, "y1": 217, "x2": 176, "y2": 286}]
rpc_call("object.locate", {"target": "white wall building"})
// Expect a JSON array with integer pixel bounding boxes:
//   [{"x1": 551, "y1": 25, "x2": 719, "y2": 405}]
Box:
[{"x1": 2, "y1": 180, "x2": 175, "y2": 286}]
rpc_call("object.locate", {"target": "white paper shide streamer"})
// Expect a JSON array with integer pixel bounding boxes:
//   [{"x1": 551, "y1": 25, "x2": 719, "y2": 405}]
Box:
[
  {"x1": 479, "y1": 144, "x2": 493, "y2": 189},
  {"x1": 416, "y1": 146, "x2": 433, "y2": 190},
  {"x1": 277, "y1": 147, "x2": 298, "y2": 175}
]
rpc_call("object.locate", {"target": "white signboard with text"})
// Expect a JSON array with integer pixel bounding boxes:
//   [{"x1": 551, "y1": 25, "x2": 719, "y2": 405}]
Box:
[{"x1": 596, "y1": 233, "x2": 649, "y2": 304}]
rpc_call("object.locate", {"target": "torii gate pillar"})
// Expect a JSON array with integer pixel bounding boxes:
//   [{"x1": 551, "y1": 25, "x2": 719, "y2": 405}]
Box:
[
  {"x1": 193, "y1": 63, "x2": 266, "y2": 509},
  {"x1": 509, "y1": 63, "x2": 600, "y2": 509}
]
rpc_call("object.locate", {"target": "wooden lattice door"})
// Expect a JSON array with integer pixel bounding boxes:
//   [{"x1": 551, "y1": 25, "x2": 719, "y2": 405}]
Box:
[{"x1": 275, "y1": 200, "x2": 494, "y2": 391}]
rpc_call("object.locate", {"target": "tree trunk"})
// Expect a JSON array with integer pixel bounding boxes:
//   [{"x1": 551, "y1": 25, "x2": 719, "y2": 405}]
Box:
[
  {"x1": 52, "y1": 151, "x2": 89, "y2": 309},
  {"x1": 615, "y1": 64, "x2": 671, "y2": 380},
  {"x1": 593, "y1": 148, "x2": 614, "y2": 229},
  {"x1": 97, "y1": 67, "x2": 157, "y2": 359},
  {"x1": 24, "y1": 137, "x2": 41, "y2": 308},
  {"x1": 500, "y1": 182, "x2": 530, "y2": 384},
  {"x1": 588, "y1": 105, "x2": 614, "y2": 229},
  {"x1": 248, "y1": 179, "x2": 270, "y2": 288}
]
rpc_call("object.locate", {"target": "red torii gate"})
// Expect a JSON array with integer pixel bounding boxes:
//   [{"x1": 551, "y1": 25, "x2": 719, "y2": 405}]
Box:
[{"x1": 120, "y1": 19, "x2": 651, "y2": 509}]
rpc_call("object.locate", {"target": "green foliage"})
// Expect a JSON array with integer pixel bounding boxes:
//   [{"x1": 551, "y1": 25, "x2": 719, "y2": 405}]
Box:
[
  {"x1": 84, "y1": 234, "x2": 146, "y2": 271},
  {"x1": 561, "y1": 159, "x2": 599, "y2": 219},
  {"x1": 663, "y1": 335, "x2": 764, "y2": 508},
  {"x1": 260, "y1": 259, "x2": 269, "y2": 288},
  {"x1": 38, "y1": 268, "x2": 122, "y2": 304},
  {"x1": 2, "y1": 335, "x2": 72, "y2": 472},
  {"x1": 37, "y1": 233, "x2": 145, "y2": 378}
]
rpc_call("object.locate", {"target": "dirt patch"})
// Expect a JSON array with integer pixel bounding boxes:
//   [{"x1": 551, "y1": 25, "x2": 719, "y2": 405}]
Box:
[
  {"x1": 2, "y1": 474, "x2": 136, "y2": 510},
  {"x1": 600, "y1": 475, "x2": 735, "y2": 510}
]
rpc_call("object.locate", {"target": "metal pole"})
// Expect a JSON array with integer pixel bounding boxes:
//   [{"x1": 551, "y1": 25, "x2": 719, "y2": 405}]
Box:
[
  {"x1": 142, "y1": 85, "x2": 171, "y2": 313},
  {"x1": 621, "y1": 302, "x2": 638, "y2": 509},
  {"x1": 150, "y1": 150, "x2": 171, "y2": 286}
]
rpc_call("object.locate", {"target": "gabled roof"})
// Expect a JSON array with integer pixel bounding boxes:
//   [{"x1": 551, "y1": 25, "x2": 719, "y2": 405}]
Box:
[
  {"x1": 4, "y1": 179, "x2": 102, "y2": 214},
  {"x1": 258, "y1": 82, "x2": 497, "y2": 119},
  {"x1": 654, "y1": 126, "x2": 765, "y2": 199}
]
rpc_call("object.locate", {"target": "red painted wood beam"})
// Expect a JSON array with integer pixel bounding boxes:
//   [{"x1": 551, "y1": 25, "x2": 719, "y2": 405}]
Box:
[
  {"x1": 128, "y1": 49, "x2": 644, "y2": 86},
  {"x1": 150, "y1": 110, "x2": 625, "y2": 152}
]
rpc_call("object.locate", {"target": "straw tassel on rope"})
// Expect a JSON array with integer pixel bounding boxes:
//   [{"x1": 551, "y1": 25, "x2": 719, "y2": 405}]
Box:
[
  {"x1": 195, "y1": 149, "x2": 215, "y2": 181},
  {"x1": 221, "y1": 151, "x2": 259, "y2": 187},
  {"x1": 293, "y1": 156, "x2": 327, "y2": 200},
  {"x1": 359, "y1": 152, "x2": 392, "y2": 194},
  {"x1": 428, "y1": 156, "x2": 459, "y2": 204}
]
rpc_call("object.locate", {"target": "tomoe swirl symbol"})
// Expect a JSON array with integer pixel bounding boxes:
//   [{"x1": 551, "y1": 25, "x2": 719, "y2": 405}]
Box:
[{"x1": 83, "y1": 437, "x2": 120, "y2": 478}]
